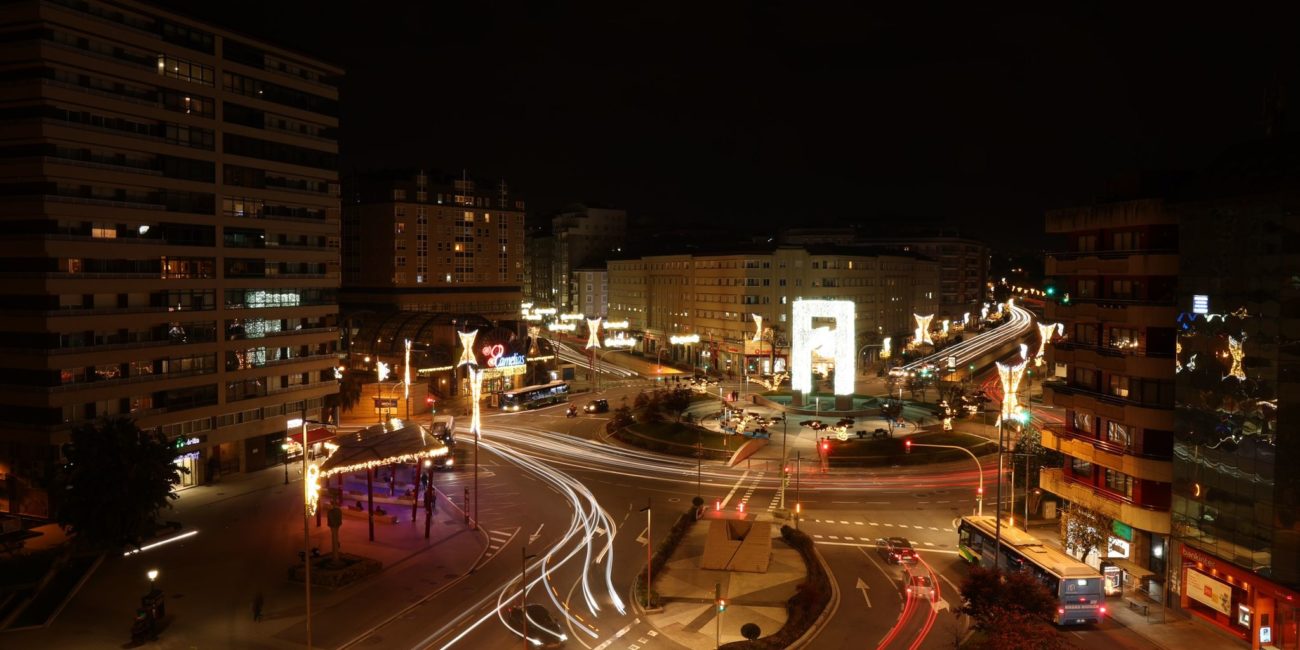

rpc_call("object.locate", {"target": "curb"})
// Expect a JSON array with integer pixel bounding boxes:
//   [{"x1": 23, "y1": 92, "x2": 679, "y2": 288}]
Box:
[{"x1": 787, "y1": 543, "x2": 840, "y2": 650}]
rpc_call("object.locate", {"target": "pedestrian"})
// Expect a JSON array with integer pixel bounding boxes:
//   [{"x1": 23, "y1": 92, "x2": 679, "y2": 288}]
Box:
[{"x1": 252, "y1": 592, "x2": 263, "y2": 622}]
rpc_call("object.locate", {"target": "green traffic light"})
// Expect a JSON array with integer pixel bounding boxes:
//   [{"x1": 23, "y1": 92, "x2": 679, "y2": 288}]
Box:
[{"x1": 1046, "y1": 287, "x2": 1056, "y2": 296}]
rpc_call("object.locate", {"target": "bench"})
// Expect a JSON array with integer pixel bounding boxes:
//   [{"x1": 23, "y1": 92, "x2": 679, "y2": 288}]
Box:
[{"x1": 1126, "y1": 598, "x2": 1149, "y2": 616}]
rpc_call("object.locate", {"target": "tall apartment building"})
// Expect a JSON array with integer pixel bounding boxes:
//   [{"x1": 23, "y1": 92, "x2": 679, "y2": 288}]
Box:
[
  {"x1": 341, "y1": 171, "x2": 526, "y2": 320},
  {"x1": 780, "y1": 227, "x2": 989, "y2": 322},
  {"x1": 574, "y1": 267, "x2": 607, "y2": 319},
  {"x1": 1040, "y1": 201, "x2": 1178, "y2": 594},
  {"x1": 0, "y1": 0, "x2": 343, "y2": 507},
  {"x1": 607, "y1": 245, "x2": 938, "y2": 374},
  {"x1": 551, "y1": 204, "x2": 625, "y2": 311},
  {"x1": 1170, "y1": 203, "x2": 1299, "y2": 644}
]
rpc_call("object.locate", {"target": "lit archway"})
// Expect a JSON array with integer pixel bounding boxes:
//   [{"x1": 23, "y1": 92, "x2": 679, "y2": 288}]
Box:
[{"x1": 791, "y1": 299, "x2": 856, "y2": 396}]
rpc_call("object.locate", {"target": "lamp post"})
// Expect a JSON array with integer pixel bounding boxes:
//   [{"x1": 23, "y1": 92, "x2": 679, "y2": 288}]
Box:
[
  {"x1": 696, "y1": 441, "x2": 703, "y2": 499},
  {"x1": 640, "y1": 499, "x2": 652, "y2": 608},
  {"x1": 521, "y1": 546, "x2": 537, "y2": 650},
  {"x1": 287, "y1": 415, "x2": 324, "y2": 649},
  {"x1": 281, "y1": 442, "x2": 290, "y2": 485},
  {"x1": 794, "y1": 451, "x2": 801, "y2": 530}
]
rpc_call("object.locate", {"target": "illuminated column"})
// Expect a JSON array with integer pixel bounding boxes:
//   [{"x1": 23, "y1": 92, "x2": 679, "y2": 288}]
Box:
[
  {"x1": 376, "y1": 361, "x2": 391, "y2": 421},
  {"x1": 963, "y1": 312, "x2": 971, "y2": 325},
  {"x1": 1034, "y1": 322, "x2": 1057, "y2": 367},
  {"x1": 981, "y1": 304, "x2": 989, "y2": 321},
  {"x1": 913, "y1": 313, "x2": 934, "y2": 345},
  {"x1": 791, "y1": 299, "x2": 856, "y2": 396},
  {"x1": 996, "y1": 360, "x2": 1027, "y2": 423},
  {"x1": 456, "y1": 330, "x2": 479, "y2": 368},
  {"x1": 457, "y1": 328, "x2": 481, "y2": 531},
  {"x1": 527, "y1": 325, "x2": 540, "y2": 355}
]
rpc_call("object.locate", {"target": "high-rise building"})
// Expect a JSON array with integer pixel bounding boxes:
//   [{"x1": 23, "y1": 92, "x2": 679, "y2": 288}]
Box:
[
  {"x1": 0, "y1": 0, "x2": 343, "y2": 508},
  {"x1": 607, "y1": 245, "x2": 938, "y2": 374},
  {"x1": 523, "y1": 231, "x2": 554, "y2": 307},
  {"x1": 1171, "y1": 204, "x2": 1300, "y2": 643},
  {"x1": 1040, "y1": 201, "x2": 1178, "y2": 594},
  {"x1": 341, "y1": 170, "x2": 525, "y2": 320},
  {"x1": 551, "y1": 204, "x2": 626, "y2": 312}
]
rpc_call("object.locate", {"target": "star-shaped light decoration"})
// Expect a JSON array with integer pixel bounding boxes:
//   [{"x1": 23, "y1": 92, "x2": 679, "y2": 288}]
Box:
[
  {"x1": 1035, "y1": 322, "x2": 1058, "y2": 366},
  {"x1": 586, "y1": 318, "x2": 602, "y2": 350},
  {"x1": 752, "y1": 314, "x2": 764, "y2": 342},
  {"x1": 914, "y1": 314, "x2": 934, "y2": 345},
  {"x1": 376, "y1": 361, "x2": 390, "y2": 383},
  {"x1": 527, "y1": 325, "x2": 540, "y2": 355},
  {"x1": 457, "y1": 330, "x2": 479, "y2": 368}
]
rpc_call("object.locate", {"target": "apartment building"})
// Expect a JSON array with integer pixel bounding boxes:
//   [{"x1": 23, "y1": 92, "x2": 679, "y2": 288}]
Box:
[
  {"x1": 1040, "y1": 201, "x2": 1178, "y2": 594},
  {"x1": 574, "y1": 267, "x2": 607, "y2": 319},
  {"x1": 551, "y1": 204, "x2": 625, "y2": 311},
  {"x1": 341, "y1": 170, "x2": 526, "y2": 320},
  {"x1": 607, "y1": 245, "x2": 939, "y2": 375},
  {"x1": 0, "y1": 0, "x2": 343, "y2": 507}
]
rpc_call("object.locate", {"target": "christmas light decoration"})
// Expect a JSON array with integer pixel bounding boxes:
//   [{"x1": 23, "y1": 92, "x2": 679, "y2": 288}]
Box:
[
  {"x1": 305, "y1": 463, "x2": 321, "y2": 515},
  {"x1": 1227, "y1": 336, "x2": 1246, "y2": 380},
  {"x1": 963, "y1": 312, "x2": 971, "y2": 325},
  {"x1": 456, "y1": 330, "x2": 479, "y2": 368},
  {"x1": 670, "y1": 334, "x2": 700, "y2": 345},
  {"x1": 604, "y1": 320, "x2": 629, "y2": 330},
  {"x1": 791, "y1": 299, "x2": 856, "y2": 395},
  {"x1": 752, "y1": 314, "x2": 764, "y2": 342},
  {"x1": 996, "y1": 359, "x2": 1027, "y2": 422},
  {"x1": 941, "y1": 319, "x2": 950, "y2": 337},
  {"x1": 1020, "y1": 343, "x2": 1029, "y2": 360},
  {"x1": 1034, "y1": 322, "x2": 1057, "y2": 366},
  {"x1": 470, "y1": 367, "x2": 484, "y2": 436},
  {"x1": 547, "y1": 322, "x2": 577, "y2": 332},
  {"x1": 527, "y1": 326, "x2": 540, "y2": 355},
  {"x1": 913, "y1": 314, "x2": 934, "y2": 345},
  {"x1": 534, "y1": 307, "x2": 557, "y2": 316},
  {"x1": 604, "y1": 334, "x2": 637, "y2": 348},
  {"x1": 560, "y1": 312, "x2": 585, "y2": 321},
  {"x1": 333, "y1": 366, "x2": 344, "y2": 380},
  {"x1": 404, "y1": 338, "x2": 411, "y2": 403},
  {"x1": 586, "y1": 318, "x2": 602, "y2": 350},
  {"x1": 880, "y1": 337, "x2": 891, "y2": 360},
  {"x1": 376, "y1": 361, "x2": 391, "y2": 383},
  {"x1": 1176, "y1": 340, "x2": 1182, "y2": 373}
]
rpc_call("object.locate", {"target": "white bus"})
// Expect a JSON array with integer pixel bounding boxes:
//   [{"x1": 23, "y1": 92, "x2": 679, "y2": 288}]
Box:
[
  {"x1": 957, "y1": 515, "x2": 1106, "y2": 625},
  {"x1": 499, "y1": 381, "x2": 570, "y2": 411}
]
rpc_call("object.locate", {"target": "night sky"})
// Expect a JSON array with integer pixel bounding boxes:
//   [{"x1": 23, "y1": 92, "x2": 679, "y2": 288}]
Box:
[{"x1": 165, "y1": 1, "x2": 1297, "y2": 250}]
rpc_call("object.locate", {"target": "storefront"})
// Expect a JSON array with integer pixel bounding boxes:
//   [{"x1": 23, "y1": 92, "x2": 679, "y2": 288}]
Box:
[
  {"x1": 170, "y1": 435, "x2": 205, "y2": 488},
  {"x1": 1180, "y1": 544, "x2": 1299, "y2": 649}
]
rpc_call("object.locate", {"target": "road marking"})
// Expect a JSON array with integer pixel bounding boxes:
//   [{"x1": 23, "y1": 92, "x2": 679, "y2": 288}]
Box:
[
  {"x1": 719, "y1": 470, "x2": 751, "y2": 509},
  {"x1": 822, "y1": 540, "x2": 959, "y2": 553},
  {"x1": 855, "y1": 576, "x2": 872, "y2": 608},
  {"x1": 529, "y1": 523, "x2": 545, "y2": 544}
]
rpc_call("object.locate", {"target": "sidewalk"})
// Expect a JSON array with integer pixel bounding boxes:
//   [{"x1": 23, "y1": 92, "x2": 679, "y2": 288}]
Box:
[
  {"x1": 642, "y1": 519, "x2": 806, "y2": 648},
  {"x1": 3, "y1": 463, "x2": 487, "y2": 649}
]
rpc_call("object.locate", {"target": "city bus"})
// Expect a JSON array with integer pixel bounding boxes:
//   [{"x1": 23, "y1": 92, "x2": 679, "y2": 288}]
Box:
[
  {"x1": 956, "y1": 515, "x2": 1106, "y2": 625},
  {"x1": 499, "y1": 381, "x2": 570, "y2": 411}
]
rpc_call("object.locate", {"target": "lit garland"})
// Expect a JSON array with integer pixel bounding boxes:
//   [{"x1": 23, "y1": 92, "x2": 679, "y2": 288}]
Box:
[
  {"x1": 586, "y1": 318, "x2": 602, "y2": 350},
  {"x1": 457, "y1": 330, "x2": 479, "y2": 368},
  {"x1": 913, "y1": 314, "x2": 934, "y2": 345},
  {"x1": 752, "y1": 314, "x2": 764, "y2": 342},
  {"x1": 996, "y1": 360, "x2": 1027, "y2": 423},
  {"x1": 548, "y1": 322, "x2": 577, "y2": 332},
  {"x1": 319, "y1": 445, "x2": 448, "y2": 478},
  {"x1": 791, "y1": 299, "x2": 856, "y2": 395},
  {"x1": 670, "y1": 334, "x2": 699, "y2": 345}
]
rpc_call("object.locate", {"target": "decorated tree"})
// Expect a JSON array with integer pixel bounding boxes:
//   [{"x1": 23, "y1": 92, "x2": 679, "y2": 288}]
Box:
[
  {"x1": 56, "y1": 417, "x2": 186, "y2": 551},
  {"x1": 1060, "y1": 503, "x2": 1110, "y2": 562}
]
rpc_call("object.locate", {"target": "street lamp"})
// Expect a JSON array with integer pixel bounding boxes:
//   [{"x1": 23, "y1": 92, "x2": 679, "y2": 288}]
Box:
[
  {"x1": 994, "y1": 407, "x2": 1030, "y2": 570},
  {"x1": 281, "y1": 441, "x2": 290, "y2": 485},
  {"x1": 640, "y1": 499, "x2": 653, "y2": 608},
  {"x1": 287, "y1": 415, "x2": 324, "y2": 650}
]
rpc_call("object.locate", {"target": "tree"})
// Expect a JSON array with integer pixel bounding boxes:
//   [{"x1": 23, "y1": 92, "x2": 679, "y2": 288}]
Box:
[
  {"x1": 1060, "y1": 503, "x2": 1110, "y2": 562},
  {"x1": 56, "y1": 417, "x2": 187, "y2": 551},
  {"x1": 606, "y1": 406, "x2": 635, "y2": 434},
  {"x1": 324, "y1": 370, "x2": 365, "y2": 422},
  {"x1": 659, "y1": 388, "x2": 692, "y2": 422},
  {"x1": 960, "y1": 566, "x2": 1067, "y2": 649}
]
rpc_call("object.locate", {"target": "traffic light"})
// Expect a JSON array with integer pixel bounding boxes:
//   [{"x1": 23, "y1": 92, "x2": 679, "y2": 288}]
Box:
[
  {"x1": 904, "y1": 439, "x2": 912, "y2": 454},
  {"x1": 425, "y1": 395, "x2": 436, "y2": 406},
  {"x1": 717, "y1": 598, "x2": 727, "y2": 613},
  {"x1": 820, "y1": 440, "x2": 830, "y2": 453},
  {"x1": 976, "y1": 486, "x2": 984, "y2": 496},
  {"x1": 1045, "y1": 286, "x2": 1056, "y2": 297}
]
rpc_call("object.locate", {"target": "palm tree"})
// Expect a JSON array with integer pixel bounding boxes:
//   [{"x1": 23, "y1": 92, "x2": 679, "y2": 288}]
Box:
[{"x1": 325, "y1": 370, "x2": 365, "y2": 422}]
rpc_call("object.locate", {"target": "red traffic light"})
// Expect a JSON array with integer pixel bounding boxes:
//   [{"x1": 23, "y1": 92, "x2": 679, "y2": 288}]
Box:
[
  {"x1": 425, "y1": 395, "x2": 436, "y2": 405},
  {"x1": 820, "y1": 440, "x2": 829, "y2": 452},
  {"x1": 904, "y1": 439, "x2": 913, "y2": 454}
]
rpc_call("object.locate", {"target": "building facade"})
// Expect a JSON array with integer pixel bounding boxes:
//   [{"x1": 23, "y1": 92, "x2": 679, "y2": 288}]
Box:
[
  {"x1": 524, "y1": 232, "x2": 554, "y2": 308},
  {"x1": 780, "y1": 228, "x2": 989, "y2": 322},
  {"x1": 574, "y1": 267, "x2": 607, "y2": 319},
  {"x1": 606, "y1": 245, "x2": 938, "y2": 375},
  {"x1": 1171, "y1": 211, "x2": 1299, "y2": 649},
  {"x1": 1040, "y1": 201, "x2": 1178, "y2": 595},
  {"x1": 0, "y1": 0, "x2": 343, "y2": 507},
  {"x1": 341, "y1": 171, "x2": 525, "y2": 320},
  {"x1": 551, "y1": 204, "x2": 626, "y2": 312}
]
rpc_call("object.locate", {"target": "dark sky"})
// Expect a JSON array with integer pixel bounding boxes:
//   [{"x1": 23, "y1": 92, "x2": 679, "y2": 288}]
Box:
[{"x1": 165, "y1": 1, "x2": 1297, "y2": 250}]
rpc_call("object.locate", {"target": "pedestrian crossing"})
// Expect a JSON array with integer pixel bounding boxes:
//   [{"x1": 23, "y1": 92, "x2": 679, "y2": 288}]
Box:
[{"x1": 480, "y1": 526, "x2": 519, "y2": 563}]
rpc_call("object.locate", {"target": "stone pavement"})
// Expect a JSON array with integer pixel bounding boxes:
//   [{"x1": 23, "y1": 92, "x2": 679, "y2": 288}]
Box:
[
  {"x1": 3, "y1": 463, "x2": 487, "y2": 649},
  {"x1": 642, "y1": 518, "x2": 806, "y2": 648}
]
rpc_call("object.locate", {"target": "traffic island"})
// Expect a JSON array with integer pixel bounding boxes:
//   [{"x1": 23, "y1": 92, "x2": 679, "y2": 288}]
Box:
[{"x1": 287, "y1": 553, "x2": 382, "y2": 588}]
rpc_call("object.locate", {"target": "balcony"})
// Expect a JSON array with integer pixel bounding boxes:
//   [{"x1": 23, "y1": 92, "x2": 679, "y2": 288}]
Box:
[
  {"x1": 1040, "y1": 425, "x2": 1172, "y2": 483},
  {"x1": 1042, "y1": 381, "x2": 1173, "y2": 430},
  {"x1": 1039, "y1": 468, "x2": 1170, "y2": 534},
  {"x1": 1046, "y1": 250, "x2": 1177, "y2": 277},
  {"x1": 1053, "y1": 342, "x2": 1175, "y2": 379}
]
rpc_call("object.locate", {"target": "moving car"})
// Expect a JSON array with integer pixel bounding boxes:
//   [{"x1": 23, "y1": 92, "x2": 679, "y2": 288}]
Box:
[
  {"x1": 876, "y1": 537, "x2": 917, "y2": 564},
  {"x1": 429, "y1": 415, "x2": 456, "y2": 470},
  {"x1": 904, "y1": 573, "x2": 934, "y2": 601},
  {"x1": 584, "y1": 399, "x2": 609, "y2": 414},
  {"x1": 506, "y1": 603, "x2": 567, "y2": 648}
]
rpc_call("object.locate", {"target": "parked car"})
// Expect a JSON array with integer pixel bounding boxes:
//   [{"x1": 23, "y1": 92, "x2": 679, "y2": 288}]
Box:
[
  {"x1": 876, "y1": 537, "x2": 917, "y2": 564},
  {"x1": 584, "y1": 399, "x2": 609, "y2": 414},
  {"x1": 903, "y1": 573, "x2": 934, "y2": 601},
  {"x1": 506, "y1": 604, "x2": 567, "y2": 648}
]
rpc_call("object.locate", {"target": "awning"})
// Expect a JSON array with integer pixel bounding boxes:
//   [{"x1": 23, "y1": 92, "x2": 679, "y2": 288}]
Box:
[
  {"x1": 318, "y1": 421, "x2": 448, "y2": 477},
  {"x1": 288, "y1": 427, "x2": 335, "y2": 445},
  {"x1": 1107, "y1": 557, "x2": 1156, "y2": 580}
]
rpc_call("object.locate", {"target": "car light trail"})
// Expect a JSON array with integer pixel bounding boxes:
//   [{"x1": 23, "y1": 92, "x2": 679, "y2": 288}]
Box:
[{"x1": 122, "y1": 529, "x2": 198, "y2": 556}]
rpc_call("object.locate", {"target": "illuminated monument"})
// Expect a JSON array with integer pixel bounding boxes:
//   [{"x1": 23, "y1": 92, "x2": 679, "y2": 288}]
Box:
[{"x1": 791, "y1": 299, "x2": 855, "y2": 410}]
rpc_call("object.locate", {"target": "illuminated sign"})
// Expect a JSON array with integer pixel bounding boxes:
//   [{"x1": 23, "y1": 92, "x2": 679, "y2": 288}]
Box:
[
  {"x1": 1193, "y1": 294, "x2": 1209, "y2": 314},
  {"x1": 1186, "y1": 569, "x2": 1232, "y2": 616},
  {"x1": 173, "y1": 436, "x2": 204, "y2": 450},
  {"x1": 491, "y1": 353, "x2": 526, "y2": 368},
  {"x1": 480, "y1": 343, "x2": 505, "y2": 367},
  {"x1": 670, "y1": 334, "x2": 700, "y2": 345}
]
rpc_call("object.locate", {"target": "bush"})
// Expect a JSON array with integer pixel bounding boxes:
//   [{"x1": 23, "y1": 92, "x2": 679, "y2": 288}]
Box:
[
  {"x1": 634, "y1": 507, "x2": 699, "y2": 608},
  {"x1": 718, "y1": 525, "x2": 833, "y2": 649},
  {"x1": 289, "y1": 553, "x2": 382, "y2": 587}
]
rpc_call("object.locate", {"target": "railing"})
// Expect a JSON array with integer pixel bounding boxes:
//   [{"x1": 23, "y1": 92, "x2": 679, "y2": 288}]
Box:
[
  {"x1": 1057, "y1": 469, "x2": 1168, "y2": 512},
  {"x1": 1042, "y1": 423, "x2": 1171, "y2": 461},
  {"x1": 1044, "y1": 382, "x2": 1173, "y2": 411},
  {"x1": 1055, "y1": 340, "x2": 1175, "y2": 359}
]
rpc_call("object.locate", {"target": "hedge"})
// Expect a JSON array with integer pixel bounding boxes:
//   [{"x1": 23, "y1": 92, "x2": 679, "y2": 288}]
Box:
[{"x1": 634, "y1": 505, "x2": 701, "y2": 608}]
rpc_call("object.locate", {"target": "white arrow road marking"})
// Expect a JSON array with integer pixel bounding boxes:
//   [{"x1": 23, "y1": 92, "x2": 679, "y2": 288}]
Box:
[
  {"x1": 636, "y1": 525, "x2": 649, "y2": 545},
  {"x1": 529, "y1": 523, "x2": 545, "y2": 544},
  {"x1": 856, "y1": 577, "x2": 872, "y2": 608}
]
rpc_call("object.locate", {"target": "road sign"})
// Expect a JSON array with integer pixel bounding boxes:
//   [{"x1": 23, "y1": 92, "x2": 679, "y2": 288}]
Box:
[{"x1": 373, "y1": 397, "x2": 398, "y2": 408}]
